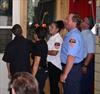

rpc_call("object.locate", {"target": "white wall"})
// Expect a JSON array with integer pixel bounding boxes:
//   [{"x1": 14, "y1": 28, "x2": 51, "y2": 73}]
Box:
[
  {"x1": 0, "y1": 54, "x2": 9, "y2": 94},
  {"x1": 95, "y1": 36, "x2": 100, "y2": 94},
  {"x1": 13, "y1": 0, "x2": 20, "y2": 26}
]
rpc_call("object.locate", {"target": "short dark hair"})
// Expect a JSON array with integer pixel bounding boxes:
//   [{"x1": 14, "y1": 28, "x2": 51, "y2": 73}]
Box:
[
  {"x1": 71, "y1": 13, "x2": 82, "y2": 26},
  {"x1": 11, "y1": 24, "x2": 22, "y2": 36},
  {"x1": 52, "y1": 20, "x2": 65, "y2": 33},
  {"x1": 35, "y1": 26, "x2": 47, "y2": 40},
  {"x1": 10, "y1": 72, "x2": 39, "y2": 94}
]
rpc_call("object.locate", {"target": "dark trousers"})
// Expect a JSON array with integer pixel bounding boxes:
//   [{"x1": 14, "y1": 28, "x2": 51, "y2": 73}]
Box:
[
  {"x1": 48, "y1": 62, "x2": 61, "y2": 94},
  {"x1": 62, "y1": 62, "x2": 82, "y2": 94},
  {"x1": 81, "y1": 60, "x2": 94, "y2": 94},
  {"x1": 36, "y1": 67, "x2": 48, "y2": 94}
]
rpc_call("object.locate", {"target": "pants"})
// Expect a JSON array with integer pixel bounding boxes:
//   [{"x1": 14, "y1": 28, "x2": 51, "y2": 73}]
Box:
[
  {"x1": 81, "y1": 60, "x2": 94, "y2": 94},
  {"x1": 48, "y1": 62, "x2": 61, "y2": 94},
  {"x1": 36, "y1": 67, "x2": 48, "y2": 94},
  {"x1": 62, "y1": 62, "x2": 82, "y2": 94}
]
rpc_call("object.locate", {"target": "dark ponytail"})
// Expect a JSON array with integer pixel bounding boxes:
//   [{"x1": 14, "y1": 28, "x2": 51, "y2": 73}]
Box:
[{"x1": 53, "y1": 20, "x2": 64, "y2": 33}]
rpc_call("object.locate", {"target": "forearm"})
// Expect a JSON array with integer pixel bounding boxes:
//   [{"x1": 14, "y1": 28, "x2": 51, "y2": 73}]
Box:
[
  {"x1": 48, "y1": 50, "x2": 58, "y2": 56},
  {"x1": 32, "y1": 63, "x2": 39, "y2": 76},
  {"x1": 84, "y1": 53, "x2": 94, "y2": 66},
  {"x1": 32, "y1": 56, "x2": 40, "y2": 76},
  {"x1": 63, "y1": 55, "x2": 74, "y2": 77}
]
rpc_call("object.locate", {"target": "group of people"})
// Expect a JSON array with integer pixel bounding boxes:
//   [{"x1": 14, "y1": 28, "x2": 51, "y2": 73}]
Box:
[{"x1": 2, "y1": 13, "x2": 95, "y2": 94}]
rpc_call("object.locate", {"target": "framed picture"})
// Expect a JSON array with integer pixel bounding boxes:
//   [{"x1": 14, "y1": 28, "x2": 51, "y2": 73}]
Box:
[
  {"x1": 0, "y1": 0, "x2": 20, "y2": 53},
  {"x1": 0, "y1": 0, "x2": 12, "y2": 26}
]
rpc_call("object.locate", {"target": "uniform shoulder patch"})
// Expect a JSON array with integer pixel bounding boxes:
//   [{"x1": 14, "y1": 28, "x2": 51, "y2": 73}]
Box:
[
  {"x1": 54, "y1": 42, "x2": 60, "y2": 49},
  {"x1": 69, "y1": 38, "x2": 76, "y2": 47},
  {"x1": 69, "y1": 38, "x2": 76, "y2": 43}
]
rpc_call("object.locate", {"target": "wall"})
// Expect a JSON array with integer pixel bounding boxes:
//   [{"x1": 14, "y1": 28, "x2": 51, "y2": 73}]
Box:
[
  {"x1": 95, "y1": 36, "x2": 100, "y2": 94},
  {"x1": 56, "y1": 0, "x2": 69, "y2": 20},
  {"x1": 69, "y1": 0, "x2": 96, "y2": 19},
  {"x1": 20, "y1": 0, "x2": 28, "y2": 38},
  {"x1": 0, "y1": 54, "x2": 9, "y2": 94},
  {"x1": 95, "y1": 0, "x2": 100, "y2": 94}
]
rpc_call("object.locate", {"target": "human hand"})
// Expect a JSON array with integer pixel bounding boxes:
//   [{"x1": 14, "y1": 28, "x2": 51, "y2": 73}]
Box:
[
  {"x1": 82, "y1": 66, "x2": 88, "y2": 74},
  {"x1": 60, "y1": 73, "x2": 67, "y2": 83}
]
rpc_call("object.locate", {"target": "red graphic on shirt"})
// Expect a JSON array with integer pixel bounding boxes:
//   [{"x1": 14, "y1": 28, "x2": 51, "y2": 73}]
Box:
[
  {"x1": 54, "y1": 42, "x2": 60, "y2": 49},
  {"x1": 69, "y1": 38, "x2": 76, "y2": 47}
]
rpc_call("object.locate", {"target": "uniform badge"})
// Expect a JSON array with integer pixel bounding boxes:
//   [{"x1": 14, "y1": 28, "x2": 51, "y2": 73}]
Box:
[
  {"x1": 69, "y1": 38, "x2": 76, "y2": 47},
  {"x1": 54, "y1": 42, "x2": 60, "y2": 49}
]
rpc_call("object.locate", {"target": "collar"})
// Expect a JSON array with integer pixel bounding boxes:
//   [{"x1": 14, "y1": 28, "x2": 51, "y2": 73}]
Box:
[
  {"x1": 51, "y1": 33, "x2": 60, "y2": 39},
  {"x1": 82, "y1": 29, "x2": 90, "y2": 32},
  {"x1": 70, "y1": 28, "x2": 79, "y2": 33},
  {"x1": 81, "y1": 29, "x2": 91, "y2": 33},
  {"x1": 65, "y1": 28, "x2": 79, "y2": 36}
]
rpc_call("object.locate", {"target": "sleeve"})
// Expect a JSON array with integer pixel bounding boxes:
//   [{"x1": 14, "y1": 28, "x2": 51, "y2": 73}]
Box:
[
  {"x1": 52, "y1": 37, "x2": 62, "y2": 51},
  {"x1": 67, "y1": 34, "x2": 80, "y2": 57},
  {"x1": 87, "y1": 34, "x2": 95, "y2": 53},
  {"x1": 2, "y1": 46, "x2": 11, "y2": 63}
]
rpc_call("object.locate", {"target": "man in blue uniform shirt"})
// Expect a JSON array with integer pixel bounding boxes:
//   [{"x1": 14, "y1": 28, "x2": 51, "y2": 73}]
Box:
[
  {"x1": 60, "y1": 13, "x2": 84, "y2": 94},
  {"x1": 81, "y1": 17, "x2": 95, "y2": 94}
]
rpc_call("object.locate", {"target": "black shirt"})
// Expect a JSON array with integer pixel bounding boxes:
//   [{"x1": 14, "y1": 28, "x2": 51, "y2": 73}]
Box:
[
  {"x1": 32, "y1": 40, "x2": 48, "y2": 68},
  {"x1": 2, "y1": 36, "x2": 33, "y2": 75}
]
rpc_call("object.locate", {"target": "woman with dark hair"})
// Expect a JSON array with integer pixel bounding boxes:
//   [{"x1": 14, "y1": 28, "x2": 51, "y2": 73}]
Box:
[
  {"x1": 47, "y1": 20, "x2": 64, "y2": 94},
  {"x1": 32, "y1": 26, "x2": 48, "y2": 94}
]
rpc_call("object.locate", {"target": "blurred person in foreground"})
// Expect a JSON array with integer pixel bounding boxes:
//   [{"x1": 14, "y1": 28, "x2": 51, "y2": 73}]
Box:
[{"x1": 10, "y1": 72, "x2": 39, "y2": 94}]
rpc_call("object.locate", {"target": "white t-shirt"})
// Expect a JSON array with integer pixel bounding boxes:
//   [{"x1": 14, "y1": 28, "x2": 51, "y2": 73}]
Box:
[{"x1": 47, "y1": 33, "x2": 63, "y2": 70}]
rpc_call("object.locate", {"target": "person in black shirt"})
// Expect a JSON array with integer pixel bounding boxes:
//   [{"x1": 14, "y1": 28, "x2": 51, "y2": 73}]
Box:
[
  {"x1": 32, "y1": 26, "x2": 48, "y2": 94},
  {"x1": 2, "y1": 24, "x2": 33, "y2": 79}
]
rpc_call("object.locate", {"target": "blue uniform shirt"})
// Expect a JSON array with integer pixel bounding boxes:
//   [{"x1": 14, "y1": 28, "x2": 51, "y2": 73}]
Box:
[
  {"x1": 81, "y1": 29, "x2": 95, "y2": 58},
  {"x1": 61, "y1": 28, "x2": 84, "y2": 64}
]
